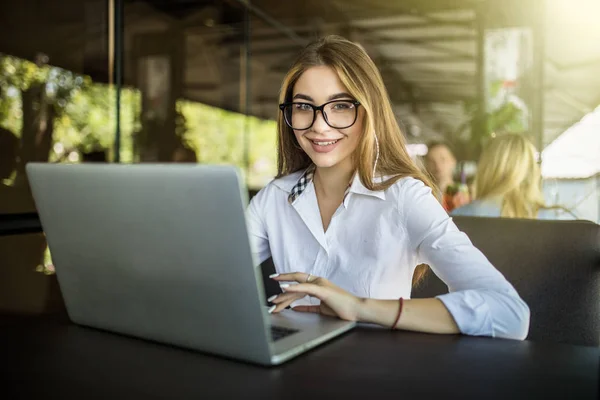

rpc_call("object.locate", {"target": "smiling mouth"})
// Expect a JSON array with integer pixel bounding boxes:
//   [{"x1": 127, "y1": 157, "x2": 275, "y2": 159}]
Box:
[{"x1": 309, "y1": 139, "x2": 342, "y2": 146}]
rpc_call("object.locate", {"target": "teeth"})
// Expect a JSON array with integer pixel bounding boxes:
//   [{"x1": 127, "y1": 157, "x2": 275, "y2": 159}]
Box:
[{"x1": 313, "y1": 140, "x2": 339, "y2": 146}]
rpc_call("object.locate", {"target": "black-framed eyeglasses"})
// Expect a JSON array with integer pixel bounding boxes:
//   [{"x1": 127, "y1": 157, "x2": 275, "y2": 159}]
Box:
[{"x1": 279, "y1": 99, "x2": 361, "y2": 130}]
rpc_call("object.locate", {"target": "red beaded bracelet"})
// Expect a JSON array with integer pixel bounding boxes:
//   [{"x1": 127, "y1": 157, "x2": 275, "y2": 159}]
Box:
[{"x1": 391, "y1": 297, "x2": 404, "y2": 330}]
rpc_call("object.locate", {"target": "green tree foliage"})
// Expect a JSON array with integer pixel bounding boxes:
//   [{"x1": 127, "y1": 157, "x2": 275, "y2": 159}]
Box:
[
  {"x1": 0, "y1": 54, "x2": 278, "y2": 188},
  {"x1": 180, "y1": 100, "x2": 277, "y2": 188}
]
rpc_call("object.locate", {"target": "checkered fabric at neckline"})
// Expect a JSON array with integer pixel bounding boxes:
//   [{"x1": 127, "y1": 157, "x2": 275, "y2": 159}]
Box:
[{"x1": 287, "y1": 165, "x2": 352, "y2": 205}]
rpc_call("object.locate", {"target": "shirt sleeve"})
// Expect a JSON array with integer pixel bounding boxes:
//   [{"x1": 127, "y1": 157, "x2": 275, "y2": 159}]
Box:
[
  {"x1": 399, "y1": 178, "x2": 530, "y2": 340},
  {"x1": 246, "y1": 188, "x2": 272, "y2": 267}
]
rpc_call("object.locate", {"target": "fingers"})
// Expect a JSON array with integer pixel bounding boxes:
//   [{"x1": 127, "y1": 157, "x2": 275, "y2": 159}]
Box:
[
  {"x1": 270, "y1": 272, "x2": 327, "y2": 285},
  {"x1": 269, "y1": 292, "x2": 303, "y2": 305},
  {"x1": 291, "y1": 305, "x2": 321, "y2": 314},
  {"x1": 267, "y1": 292, "x2": 305, "y2": 314},
  {"x1": 280, "y1": 283, "x2": 327, "y2": 300},
  {"x1": 269, "y1": 272, "x2": 310, "y2": 283}
]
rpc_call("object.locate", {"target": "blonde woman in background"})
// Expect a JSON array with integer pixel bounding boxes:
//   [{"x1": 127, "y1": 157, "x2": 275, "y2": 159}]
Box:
[{"x1": 452, "y1": 133, "x2": 574, "y2": 219}]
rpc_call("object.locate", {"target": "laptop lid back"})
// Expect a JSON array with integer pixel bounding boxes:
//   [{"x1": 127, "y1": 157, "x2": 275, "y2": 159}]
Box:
[{"x1": 27, "y1": 163, "x2": 272, "y2": 364}]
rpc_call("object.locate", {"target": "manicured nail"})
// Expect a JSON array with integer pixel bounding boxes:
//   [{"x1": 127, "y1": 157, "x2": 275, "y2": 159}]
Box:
[
  {"x1": 268, "y1": 305, "x2": 276, "y2": 314},
  {"x1": 267, "y1": 295, "x2": 278, "y2": 302},
  {"x1": 280, "y1": 284, "x2": 290, "y2": 289},
  {"x1": 269, "y1": 273, "x2": 280, "y2": 278}
]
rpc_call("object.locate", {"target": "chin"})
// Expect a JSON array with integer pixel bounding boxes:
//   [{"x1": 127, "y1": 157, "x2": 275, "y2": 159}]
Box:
[
  {"x1": 298, "y1": 139, "x2": 353, "y2": 170},
  {"x1": 311, "y1": 157, "x2": 341, "y2": 169}
]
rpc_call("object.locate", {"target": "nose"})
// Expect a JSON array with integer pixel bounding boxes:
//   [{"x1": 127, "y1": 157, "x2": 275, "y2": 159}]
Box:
[{"x1": 311, "y1": 110, "x2": 330, "y2": 133}]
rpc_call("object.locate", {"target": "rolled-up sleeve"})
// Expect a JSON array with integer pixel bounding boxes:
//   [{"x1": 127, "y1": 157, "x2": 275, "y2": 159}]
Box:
[
  {"x1": 399, "y1": 178, "x2": 530, "y2": 340},
  {"x1": 246, "y1": 188, "x2": 272, "y2": 267}
]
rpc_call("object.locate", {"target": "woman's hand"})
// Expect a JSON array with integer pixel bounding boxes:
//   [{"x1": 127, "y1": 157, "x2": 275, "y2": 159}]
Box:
[
  {"x1": 267, "y1": 291, "x2": 307, "y2": 313},
  {"x1": 270, "y1": 272, "x2": 363, "y2": 321}
]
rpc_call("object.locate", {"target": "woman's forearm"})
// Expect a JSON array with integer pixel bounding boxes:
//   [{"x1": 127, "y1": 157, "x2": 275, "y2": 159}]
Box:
[{"x1": 357, "y1": 297, "x2": 460, "y2": 334}]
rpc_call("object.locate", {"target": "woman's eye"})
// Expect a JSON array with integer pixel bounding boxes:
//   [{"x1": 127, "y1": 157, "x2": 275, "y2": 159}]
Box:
[
  {"x1": 294, "y1": 104, "x2": 312, "y2": 111},
  {"x1": 333, "y1": 102, "x2": 352, "y2": 110}
]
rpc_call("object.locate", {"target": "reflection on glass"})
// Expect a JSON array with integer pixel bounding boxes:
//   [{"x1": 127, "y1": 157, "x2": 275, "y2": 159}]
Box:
[
  {"x1": 122, "y1": 0, "x2": 276, "y2": 187},
  {"x1": 0, "y1": 0, "x2": 112, "y2": 315},
  {"x1": 177, "y1": 101, "x2": 277, "y2": 188}
]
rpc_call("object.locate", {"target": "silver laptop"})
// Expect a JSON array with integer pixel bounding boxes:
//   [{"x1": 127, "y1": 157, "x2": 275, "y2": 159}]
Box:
[{"x1": 26, "y1": 163, "x2": 355, "y2": 366}]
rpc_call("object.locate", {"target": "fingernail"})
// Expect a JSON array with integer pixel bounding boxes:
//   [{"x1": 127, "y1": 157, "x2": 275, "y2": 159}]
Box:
[
  {"x1": 269, "y1": 273, "x2": 280, "y2": 278},
  {"x1": 268, "y1": 305, "x2": 276, "y2": 314},
  {"x1": 267, "y1": 295, "x2": 278, "y2": 302},
  {"x1": 280, "y1": 284, "x2": 289, "y2": 289}
]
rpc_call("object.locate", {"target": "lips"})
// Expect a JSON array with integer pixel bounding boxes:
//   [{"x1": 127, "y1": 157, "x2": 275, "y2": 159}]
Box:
[
  {"x1": 307, "y1": 137, "x2": 344, "y2": 153},
  {"x1": 310, "y1": 139, "x2": 341, "y2": 146}
]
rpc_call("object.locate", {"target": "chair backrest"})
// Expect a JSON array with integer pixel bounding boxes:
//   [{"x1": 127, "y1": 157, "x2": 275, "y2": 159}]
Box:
[{"x1": 412, "y1": 216, "x2": 600, "y2": 347}]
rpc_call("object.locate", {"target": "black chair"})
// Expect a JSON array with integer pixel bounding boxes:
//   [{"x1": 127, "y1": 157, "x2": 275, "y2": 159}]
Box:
[
  {"x1": 412, "y1": 216, "x2": 600, "y2": 347},
  {"x1": 261, "y1": 217, "x2": 600, "y2": 346}
]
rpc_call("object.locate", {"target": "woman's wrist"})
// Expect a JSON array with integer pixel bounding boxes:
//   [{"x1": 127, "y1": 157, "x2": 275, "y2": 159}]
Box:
[
  {"x1": 355, "y1": 297, "x2": 400, "y2": 327},
  {"x1": 355, "y1": 297, "x2": 371, "y2": 323}
]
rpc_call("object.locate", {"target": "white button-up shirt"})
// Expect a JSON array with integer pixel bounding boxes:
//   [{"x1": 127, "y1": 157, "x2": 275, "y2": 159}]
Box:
[{"x1": 247, "y1": 168, "x2": 530, "y2": 340}]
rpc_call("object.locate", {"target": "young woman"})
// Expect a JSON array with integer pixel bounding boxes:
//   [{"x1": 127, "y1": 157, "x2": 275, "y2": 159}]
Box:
[
  {"x1": 247, "y1": 36, "x2": 530, "y2": 340},
  {"x1": 424, "y1": 140, "x2": 470, "y2": 212},
  {"x1": 452, "y1": 133, "x2": 574, "y2": 219}
]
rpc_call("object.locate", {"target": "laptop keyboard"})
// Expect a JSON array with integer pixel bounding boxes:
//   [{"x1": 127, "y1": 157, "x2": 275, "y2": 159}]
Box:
[{"x1": 270, "y1": 325, "x2": 299, "y2": 341}]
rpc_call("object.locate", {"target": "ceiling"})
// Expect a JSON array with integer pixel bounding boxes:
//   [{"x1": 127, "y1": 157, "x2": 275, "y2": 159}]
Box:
[
  {"x1": 2, "y1": 0, "x2": 599, "y2": 152},
  {"x1": 123, "y1": 0, "x2": 600, "y2": 151}
]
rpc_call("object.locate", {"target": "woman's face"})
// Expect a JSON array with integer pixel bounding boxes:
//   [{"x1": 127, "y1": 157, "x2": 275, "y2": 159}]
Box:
[
  {"x1": 291, "y1": 66, "x2": 364, "y2": 170},
  {"x1": 425, "y1": 145, "x2": 456, "y2": 185}
]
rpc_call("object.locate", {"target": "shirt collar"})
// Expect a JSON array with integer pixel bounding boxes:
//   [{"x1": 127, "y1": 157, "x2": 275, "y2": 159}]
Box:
[
  {"x1": 287, "y1": 165, "x2": 316, "y2": 205},
  {"x1": 348, "y1": 172, "x2": 386, "y2": 201},
  {"x1": 272, "y1": 165, "x2": 386, "y2": 204}
]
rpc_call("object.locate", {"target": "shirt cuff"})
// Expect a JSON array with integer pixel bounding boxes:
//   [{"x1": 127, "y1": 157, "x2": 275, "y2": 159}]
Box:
[{"x1": 436, "y1": 290, "x2": 494, "y2": 337}]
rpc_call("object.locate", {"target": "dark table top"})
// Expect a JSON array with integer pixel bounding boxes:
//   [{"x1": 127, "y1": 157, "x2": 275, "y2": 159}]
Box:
[{"x1": 2, "y1": 315, "x2": 598, "y2": 399}]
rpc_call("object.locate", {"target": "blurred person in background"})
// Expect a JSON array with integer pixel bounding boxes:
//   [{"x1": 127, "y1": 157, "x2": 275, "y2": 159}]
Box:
[
  {"x1": 0, "y1": 127, "x2": 54, "y2": 314},
  {"x1": 452, "y1": 133, "x2": 574, "y2": 219},
  {"x1": 424, "y1": 141, "x2": 470, "y2": 212},
  {"x1": 0, "y1": 127, "x2": 33, "y2": 213},
  {"x1": 173, "y1": 144, "x2": 198, "y2": 163},
  {"x1": 0, "y1": 128, "x2": 19, "y2": 185}
]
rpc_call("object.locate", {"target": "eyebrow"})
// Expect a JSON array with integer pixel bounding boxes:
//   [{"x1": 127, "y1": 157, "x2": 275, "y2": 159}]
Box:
[{"x1": 292, "y1": 92, "x2": 354, "y2": 102}]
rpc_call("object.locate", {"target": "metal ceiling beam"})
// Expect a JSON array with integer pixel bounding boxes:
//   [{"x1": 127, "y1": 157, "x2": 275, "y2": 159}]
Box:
[
  {"x1": 347, "y1": 8, "x2": 476, "y2": 96},
  {"x1": 370, "y1": 34, "x2": 475, "y2": 59},
  {"x1": 372, "y1": 34, "x2": 476, "y2": 44},
  {"x1": 386, "y1": 55, "x2": 474, "y2": 64},
  {"x1": 245, "y1": 45, "x2": 298, "y2": 56},
  {"x1": 257, "y1": 93, "x2": 473, "y2": 105},
  {"x1": 223, "y1": 31, "x2": 476, "y2": 44},
  {"x1": 549, "y1": 89, "x2": 594, "y2": 114},
  {"x1": 248, "y1": 38, "x2": 475, "y2": 58},
  {"x1": 352, "y1": 19, "x2": 474, "y2": 33},
  {"x1": 292, "y1": 0, "x2": 421, "y2": 111},
  {"x1": 408, "y1": 79, "x2": 473, "y2": 84},
  {"x1": 547, "y1": 57, "x2": 600, "y2": 72},
  {"x1": 546, "y1": 93, "x2": 600, "y2": 146},
  {"x1": 248, "y1": 49, "x2": 475, "y2": 64},
  {"x1": 396, "y1": 66, "x2": 474, "y2": 78},
  {"x1": 231, "y1": 2, "x2": 478, "y2": 115},
  {"x1": 231, "y1": 0, "x2": 308, "y2": 47},
  {"x1": 221, "y1": 1, "x2": 474, "y2": 40},
  {"x1": 334, "y1": 21, "x2": 419, "y2": 111}
]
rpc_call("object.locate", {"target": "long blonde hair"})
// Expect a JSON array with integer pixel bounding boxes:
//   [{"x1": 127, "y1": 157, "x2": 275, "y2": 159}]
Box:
[
  {"x1": 474, "y1": 133, "x2": 545, "y2": 218},
  {"x1": 276, "y1": 35, "x2": 432, "y2": 285},
  {"x1": 275, "y1": 35, "x2": 432, "y2": 193}
]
